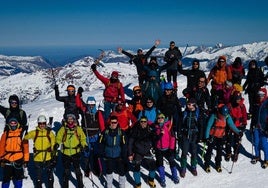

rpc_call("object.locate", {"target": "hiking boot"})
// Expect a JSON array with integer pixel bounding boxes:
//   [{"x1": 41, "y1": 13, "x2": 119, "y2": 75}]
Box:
[
  {"x1": 225, "y1": 153, "x2": 231, "y2": 162},
  {"x1": 159, "y1": 180, "x2": 166, "y2": 187},
  {"x1": 204, "y1": 164, "x2": 210, "y2": 173},
  {"x1": 135, "y1": 183, "x2": 141, "y2": 188},
  {"x1": 172, "y1": 177, "x2": 179, "y2": 184},
  {"x1": 251, "y1": 157, "x2": 260, "y2": 164},
  {"x1": 191, "y1": 166, "x2": 197, "y2": 176},
  {"x1": 179, "y1": 168, "x2": 186, "y2": 178},
  {"x1": 261, "y1": 160, "x2": 268, "y2": 169},
  {"x1": 216, "y1": 166, "x2": 222, "y2": 173},
  {"x1": 232, "y1": 154, "x2": 238, "y2": 162},
  {"x1": 147, "y1": 180, "x2": 156, "y2": 188}
]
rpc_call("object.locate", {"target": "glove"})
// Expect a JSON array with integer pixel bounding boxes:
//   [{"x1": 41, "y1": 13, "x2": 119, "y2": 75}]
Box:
[
  {"x1": 54, "y1": 84, "x2": 58, "y2": 90},
  {"x1": 53, "y1": 143, "x2": 59, "y2": 151},
  {"x1": 24, "y1": 162, "x2": 28, "y2": 168},
  {"x1": 91, "y1": 64, "x2": 97, "y2": 71},
  {"x1": 77, "y1": 87, "x2": 84, "y2": 95},
  {"x1": 238, "y1": 131, "x2": 243, "y2": 138}
]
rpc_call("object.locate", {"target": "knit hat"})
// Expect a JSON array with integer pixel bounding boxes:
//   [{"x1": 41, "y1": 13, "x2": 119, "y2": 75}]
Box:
[
  {"x1": 9, "y1": 94, "x2": 19, "y2": 104},
  {"x1": 111, "y1": 71, "x2": 119, "y2": 78},
  {"x1": 187, "y1": 98, "x2": 197, "y2": 104},
  {"x1": 66, "y1": 114, "x2": 76, "y2": 120}
]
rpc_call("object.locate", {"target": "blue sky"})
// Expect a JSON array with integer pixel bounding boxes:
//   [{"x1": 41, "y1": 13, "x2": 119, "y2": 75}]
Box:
[{"x1": 0, "y1": 0, "x2": 267, "y2": 47}]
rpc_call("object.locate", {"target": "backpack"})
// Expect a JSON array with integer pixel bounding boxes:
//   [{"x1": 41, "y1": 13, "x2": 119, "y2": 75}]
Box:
[
  {"x1": 103, "y1": 81, "x2": 121, "y2": 101},
  {"x1": 5, "y1": 109, "x2": 24, "y2": 120},
  {"x1": 33, "y1": 129, "x2": 52, "y2": 144},
  {"x1": 210, "y1": 115, "x2": 228, "y2": 138}
]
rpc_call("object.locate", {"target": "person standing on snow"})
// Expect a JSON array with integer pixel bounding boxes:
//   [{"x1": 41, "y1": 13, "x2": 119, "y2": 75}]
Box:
[
  {"x1": 118, "y1": 40, "x2": 161, "y2": 86},
  {"x1": 0, "y1": 118, "x2": 29, "y2": 188},
  {"x1": 153, "y1": 113, "x2": 179, "y2": 187},
  {"x1": 91, "y1": 64, "x2": 125, "y2": 122},
  {"x1": 128, "y1": 116, "x2": 156, "y2": 188},
  {"x1": 164, "y1": 41, "x2": 182, "y2": 90},
  {"x1": 127, "y1": 86, "x2": 144, "y2": 119},
  {"x1": 0, "y1": 94, "x2": 28, "y2": 133},
  {"x1": 54, "y1": 114, "x2": 87, "y2": 188},
  {"x1": 82, "y1": 96, "x2": 105, "y2": 177},
  {"x1": 54, "y1": 84, "x2": 85, "y2": 121},
  {"x1": 178, "y1": 98, "x2": 199, "y2": 178},
  {"x1": 24, "y1": 115, "x2": 56, "y2": 188},
  {"x1": 98, "y1": 115, "x2": 127, "y2": 188},
  {"x1": 204, "y1": 104, "x2": 243, "y2": 173},
  {"x1": 250, "y1": 88, "x2": 268, "y2": 168}
]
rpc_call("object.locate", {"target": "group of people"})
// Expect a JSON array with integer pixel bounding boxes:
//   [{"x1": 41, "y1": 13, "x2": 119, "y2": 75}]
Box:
[{"x1": 0, "y1": 41, "x2": 268, "y2": 188}]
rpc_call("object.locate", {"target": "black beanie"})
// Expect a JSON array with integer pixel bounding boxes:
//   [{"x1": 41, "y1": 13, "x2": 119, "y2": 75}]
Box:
[{"x1": 8, "y1": 94, "x2": 19, "y2": 104}]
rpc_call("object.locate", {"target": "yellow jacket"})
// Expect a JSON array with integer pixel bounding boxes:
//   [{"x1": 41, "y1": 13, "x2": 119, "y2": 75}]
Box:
[
  {"x1": 0, "y1": 127, "x2": 29, "y2": 163},
  {"x1": 56, "y1": 125, "x2": 87, "y2": 156},
  {"x1": 24, "y1": 126, "x2": 55, "y2": 162}
]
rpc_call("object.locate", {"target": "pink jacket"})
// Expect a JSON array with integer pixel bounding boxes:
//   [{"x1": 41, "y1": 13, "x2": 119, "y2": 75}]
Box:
[{"x1": 154, "y1": 120, "x2": 175, "y2": 150}]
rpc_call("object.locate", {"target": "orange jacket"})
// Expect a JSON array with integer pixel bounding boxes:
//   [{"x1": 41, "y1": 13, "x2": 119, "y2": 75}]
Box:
[{"x1": 0, "y1": 127, "x2": 29, "y2": 162}]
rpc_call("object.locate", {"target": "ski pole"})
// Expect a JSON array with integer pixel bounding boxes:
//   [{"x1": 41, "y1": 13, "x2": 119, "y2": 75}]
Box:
[
  {"x1": 229, "y1": 139, "x2": 242, "y2": 174},
  {"x1": 182, "y1": 44, "x2": 189, "y2": 57}
]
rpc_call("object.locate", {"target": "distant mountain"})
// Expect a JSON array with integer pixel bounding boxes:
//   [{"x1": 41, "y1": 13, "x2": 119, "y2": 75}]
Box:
[
  {"x1": 0, "y1": 55, "x2": 52, "y2": 76},
  {"x1": 0, "y1": 41, "x2": 267, "y2": 104}
]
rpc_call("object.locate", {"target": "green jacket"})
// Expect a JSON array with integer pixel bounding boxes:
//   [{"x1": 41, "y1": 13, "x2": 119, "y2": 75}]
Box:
[{"x1": 56, "y1": 125, "x2": 87, "y2": 156}]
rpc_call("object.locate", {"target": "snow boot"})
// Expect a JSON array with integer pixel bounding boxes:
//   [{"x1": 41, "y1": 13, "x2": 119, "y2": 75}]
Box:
[
  {"x1": 225, "y1": 153, "x2": 231, "y2": 162},
  {"x1": 106, "y1": 174, "x2": 113, "y2": 188},
  {"x1": 135, "y1": 183, "x2": 141, "y2": 188},
  {"x1": 204, "y1": 163, "x2": 210, "y2": 173},
  {"x1": 180, "y1": 167, "x2": 186, "y2": 178},
  {"x1": 118, "y1": 175, "x2": 126, "y2": 188},
  {"x1": 191, "y1": 166, "x2": 198, "y2": 176},
  {"x1": 147, "y1": 178, "x2": 156, "y2": 188},
  {"x1": 251, "y1": 157, "x2": 260, "y2": 164},
  {"x1": 158, "y1": 166, "x2": 166, "y2": 187},
  {"x1": 171, "y1": 166, "x2": 179, "y2": 184},
  {"x1": 35, "y1": 179, "x2": 42, "y2": 188},
  {"x1": 216, "y1": 166, "x2": 222, "y2": 173},
  {"x1": 261, "y1": 160, "x2": 268, "y2": 169}
]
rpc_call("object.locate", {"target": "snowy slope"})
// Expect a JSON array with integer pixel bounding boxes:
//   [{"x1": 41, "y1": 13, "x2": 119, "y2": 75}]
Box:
[{"x1": 0, "y1": 61, "x2": 267, "y2": 188}]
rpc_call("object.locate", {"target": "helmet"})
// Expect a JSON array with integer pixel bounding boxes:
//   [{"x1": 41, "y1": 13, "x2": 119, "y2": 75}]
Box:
[
  {"x1": 133, "y1": 86, "x2": 141, "y2": 92},
  {"x1": 37, "y1": 115, "x2": 47, "y2": 123},
  {"x1": 164, "y1": 82, "x2": 173, "y2": 90},
  {"x1": 87, "y1": 96, "x2": 96, "y2": 105},
  {"x1": 220, "y1": 105, "x2": 229, "y2": 116}
]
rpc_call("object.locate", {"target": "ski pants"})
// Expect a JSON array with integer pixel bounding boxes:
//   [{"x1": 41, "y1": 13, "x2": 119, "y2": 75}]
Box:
[
  {"x1": 34, "y1": 161, "x2": 54, "y2": 188},
  {"x1": 61, "y1": 153, "x2": 83, "y2": 188},
  {"x1": 204, "y1": 137, "x2": 224, "y2": 166},
  {"x1": 2, "y1": 161, "x2": 24, "y2": 184},
  {"x1": 253, "y1": 128, "x2": 268, "y2": 160},
  {"x1": 181, "y1": 133, "x2": 198, "y2": 167}
]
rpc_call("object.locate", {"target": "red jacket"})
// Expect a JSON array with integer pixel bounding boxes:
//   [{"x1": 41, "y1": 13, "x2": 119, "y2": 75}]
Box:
[
  {"x1": 93, "y1": 70, "x2": 125, "y2": 102},
  {"x1": 228, "y1": 99, "x2": 247, "y2": 128}
]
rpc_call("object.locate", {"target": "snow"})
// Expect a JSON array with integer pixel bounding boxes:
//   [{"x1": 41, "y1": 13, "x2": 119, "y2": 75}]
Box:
[{"x1": 1, "y1": 49, "x2": 268, "y2": 187}]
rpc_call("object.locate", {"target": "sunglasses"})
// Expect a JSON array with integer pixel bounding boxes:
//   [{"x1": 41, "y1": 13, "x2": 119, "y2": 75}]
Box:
[
  {"x1": 140, "y1": 120, "x2": 147, "y2": 123},
  {"x1": 10, "y1": 101, "x2": 18, "y2": 104},
  {"x1": 110, "y1": 121, "x2": 118, "y2": 124},
  {"x1": 68, "y1": 90, "x2": 75, "y2": 93},
  {"x1": 135, "y1": 91, "x2": 141, "y2": 94},
  {"x1": 157, "y1": 117, "x2": 165, "y2": 119},
  {"x1": 38, "y1": 122, "x2": 46, "y2": 125}
]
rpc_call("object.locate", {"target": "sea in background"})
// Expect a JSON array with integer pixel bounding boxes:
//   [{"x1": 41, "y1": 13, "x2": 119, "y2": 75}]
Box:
[{"x1": 0, "y1": 44, "x2": 150, "y2": 67}]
